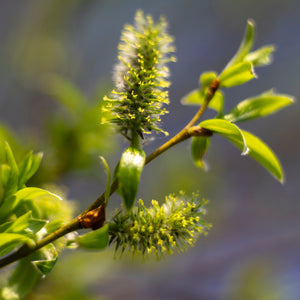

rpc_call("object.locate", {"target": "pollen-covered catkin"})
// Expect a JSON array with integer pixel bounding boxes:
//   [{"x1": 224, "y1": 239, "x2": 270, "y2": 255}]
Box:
[{"x1": 104, "y1": 10, "x2": 176, "y2": 140}]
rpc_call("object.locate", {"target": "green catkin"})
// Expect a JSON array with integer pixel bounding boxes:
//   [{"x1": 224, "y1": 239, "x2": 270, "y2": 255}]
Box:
[
  {"x1": 109, "y1": 192, "x2": 211, "y2": 259},
  {"x1": 104, "y1": 10, "x2": 176, "y2": 140}
]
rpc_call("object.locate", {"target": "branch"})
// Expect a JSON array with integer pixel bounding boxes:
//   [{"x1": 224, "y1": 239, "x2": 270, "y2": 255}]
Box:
[{"x1": 0, "y1": 78, "x2": 219, "y2": 269}]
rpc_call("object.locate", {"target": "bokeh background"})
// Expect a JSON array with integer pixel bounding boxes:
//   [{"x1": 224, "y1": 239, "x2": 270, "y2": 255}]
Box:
[{"x1": 0, "y1": 0, "x2": 300, "y2": 299}]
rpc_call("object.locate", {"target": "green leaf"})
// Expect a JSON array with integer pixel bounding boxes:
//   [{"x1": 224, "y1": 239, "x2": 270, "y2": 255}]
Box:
[
  {"x1": 224, "y1": 90, "x2": 294, "y2": 122},
  {"x1": 0, "y1": 233, "x2": 34, "y2": 256},
  {"x1": 77, "y1": 224, "x2": 109, "y2": 250},
  {"x1": 245, "y1": 45, "x2": 275, "y2": 67},
  {"x1": 3, "y1": 257, "x2": 42, "y2": 300},
  {"x1": 219, "y1": 61, "x2": 256, "y2": 88},
  {"x1": 119, "y1": 147, "x2": 145, "y2": 210},
  {"x1": 181, "y1": 89, "x2": 224, "y2": 114},
  {"x1": 200, "y1": 119, "x2": 249, "y2": 155},
  {"x1": 0, "y1": 187, "x2": 62, "y2": 221},
  {"x1": 18, "y1": 152, "x2": 43, "y2": 188},
  {"x1": 1, "y1": 143, "x2": 19, "y2": 201},
  {"x1": 0, "y1": 164, "x2": 11, "y2": 205},
  {"x1": 4, "y1": 142, "x2": 19, "y2": 176},
  {"x1": 45, "y1": 75, "x2": 86, "y2": 115},
  {"x1": 199, "y1": 71, "x2": 218, "y2": 87},
  {"x1": 32, "y1": 243, "x2": 58, "y2": 276},
  {"x1": 191, "y1": 136, "x2": 210, "y2": 170},
  {"x1": 230, "y1": 130, "x2": 284, "y2": 182},
  {"x1": 0, "y1": 211, "x2": 46, "y2": 236},
  {"x1": 99, "y1": 156, "x2": 111, "y2": 205},
  {"x1": 226, "y1": 19, "x2": 255, "y2": 68}
]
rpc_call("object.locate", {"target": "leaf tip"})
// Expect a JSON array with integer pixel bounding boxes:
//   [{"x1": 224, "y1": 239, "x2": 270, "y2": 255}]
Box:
[{"x1": 247, "y1": 18, "x2": 256, "y2": 28}]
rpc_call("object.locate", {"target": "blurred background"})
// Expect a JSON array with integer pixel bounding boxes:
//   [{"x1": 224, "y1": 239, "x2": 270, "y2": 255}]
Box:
[{"x1": 0, "y1": 0, "x2": 299, "y2": 299}]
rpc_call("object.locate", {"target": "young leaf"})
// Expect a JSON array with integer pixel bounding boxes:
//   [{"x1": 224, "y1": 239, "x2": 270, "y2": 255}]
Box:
[
  {"x1": 1, "y1": 143, "x2": 19, "y2": 200},
  {"x1": 181, "y1": 89, "x2": 224, "y2": 114},
  {"x1": 191, "y1": 136, "x2": 210, "y2": 170},
  {"x1": 17, "y1": 151, "x2": 33, "y2": 188},
  {"x1": 45, "y1": 75, "x2": 86, "y2": 115},
  {"x1": 219, "y1": 61, "x2": 256, "y2": 88},
  {"x1": 119, "y1": 147, "x2": 145, "y2": 210},
  {"x1": 200, "y1": 119, "x2": 249, "y2": 155},
  {"x1": 99, "y1": 156, "x2": 111, "y2": 205},
  {"x1": 32, "y1": 243, "x2": 58, "y2": 276},
  {"x1": 4, "y1": 142, "x2": 19, "y2": 176},
  {"x1": 0, "y1": 164, "x2": 11, "y2": 204},
  {"x1": 225, "y1": 19, "x2": 255, "y2": 68},
  {"x1": 0, "y1": 233, "x2": 34, "y2": 257},
  {"x1": 3, "y1": 258, "x2": 42, "y2": 300},
  {"x1": 199, "y1": 71, "x2": 218, "y2": 87},
  {"x1": 77, "y1": 224, "x2": 109, "y2": 250},
  {"x1": 230, "y1": 130, "x2": 284, "y2": 182},
  {"x1": 0, "y1": 211, "x2": 46, "y2": 235},
  {"x1": 0, "y1": 187, "x2": 62, "y2": 221},
  {"x1": 18, "y1": 152, "x2": 43, "y2": 188},
  {"x1": 224, "y1": 90, "x2": 294, "y2": 123},
  {"x1": 245, "y1": 45, "x2": 275, "y2": 67}
]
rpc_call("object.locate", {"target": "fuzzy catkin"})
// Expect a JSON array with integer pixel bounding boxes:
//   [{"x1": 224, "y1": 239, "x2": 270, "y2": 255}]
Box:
[
  {"x1": 104, "y1": 10, "x2": 176, "y2": 140},
  {"x1": 109, "y1": 192, "x2": 211, "y2": 259}
]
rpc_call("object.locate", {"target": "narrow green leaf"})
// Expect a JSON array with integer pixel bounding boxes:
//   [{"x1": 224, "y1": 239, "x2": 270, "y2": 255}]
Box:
[
  {"x1": 219, "y1": 61, "x2": 256, "y2": 88},
  {"x1": 0, "y1": 164, "x2": 11, "y2": 205},
  {"x1": 45, "y1": 75, "x2": 86, "y2": 115},
  {"x1": 0, "y1": 233, "x2": 34, "y2": 256},
  {"x1": 200, "y1": 119, "x2": 249, "y2": 155},
  {"x1": 181, "y1": 89, "x2": 224, "y2": 114},
  {"x1": 18, "y1": 152, "x2": 43, "y2": 188},
  {"x1": 245, "y1": 45, "x2": 275, "y2": 67},
  {"x1": 1, "y1": 143, "x2": 19, "y2": 200},
  {"x1": 119, "y1": 147, "x2": 145, "y2": 210},
  {"x1": 4, "y1": 142, "x2": 19, "y2": 176},
  {"x1": 2, "y1": 211, "x2": 47, "y2": 235},
  {"x1": 0, "y1": 187, "x2": 62, "y2": 221},
  {"x1": 99, "y1": 156, "x2": 111, "y2": 205},
  {"x1": 231, "y1": 130, "x2": 284, "y2": 182},
  {"x1": 32, "y1": 244, "x2": 58, "y2": 276},
  {"x1": 226, "y1": 19, "x2": 255, "y2": 68},
  {"x1": 3, "y1": 258, "x2": 41, "y2": 300},
  {"x1": 77, "y1": 224, "x2": 109, "y2": 250},
  {"x1": 191, "y1": 136, "x2": 210, "y2": 170},
  {"x1": 225, "y1": 90, "x2": 294, "y2": 123},
  {"x1": 18, "y1": 151, "x2": 33, "y2": 188}
]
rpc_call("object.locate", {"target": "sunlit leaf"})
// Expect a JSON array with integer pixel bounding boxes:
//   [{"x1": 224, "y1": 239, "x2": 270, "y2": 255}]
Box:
[
  {"x1": 0, "y1": 187, "x2": 62, "y2": 221},
  {"x1": 225, "y1": 90, "x2": 294, "y2": 122},
  {"x1": 99, "y1": 156, "x2": 111, "y2": 205},
  {"x1": 191, "y1": 136, "x2": 210, "y2": 170},
  {"x1": 225, "y1": 19, "x2": 255, "y2": 68},
  {"x1": 1, "y1": 143, "x2": 19, "y2": 200},
  {"x1": 181, "y1": 89, "x2": 224, "y2": 114},
  {"x1": 246, "y1": 45, "x2": 275, "y2": 66},
  {"x1": 18, "y1": 152, "x2": 43, "y2": 188},
  {"x1": 230, "y1": 130, "x2": 284, "y2": 182},
  {"x1": 199, "y1": 71, "x2": 217, "y2": 87},
  {"x1": 0, "y1": 211, "x2": 45, "y2": 236},
  {"x1": 32, "y1": 243, "x2": 58, "y2": 276},
  {"x1": 3, "y1": 257, "x2": 41, "y2": 300},
  {"x1": 77, "y1": 224, "x2": 109, "y2": 250},
  {"x1": 219, "y1": 61, "x2": 256, "y2": 88},
  {"x1": 200, "y1": 119, "x2": 249, "y2": 155},
  {"x1": 119, "y1": 147, "x2": 145, "y2": 210},
  {"x1": 0, "y1": 233, "x2": 34, "y2": 256}
]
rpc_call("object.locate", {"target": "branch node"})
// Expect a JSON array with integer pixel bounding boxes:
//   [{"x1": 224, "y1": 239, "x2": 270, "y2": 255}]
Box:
[{"x1": 78, "y1": 204, "x2": 106, "y2": 230}]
